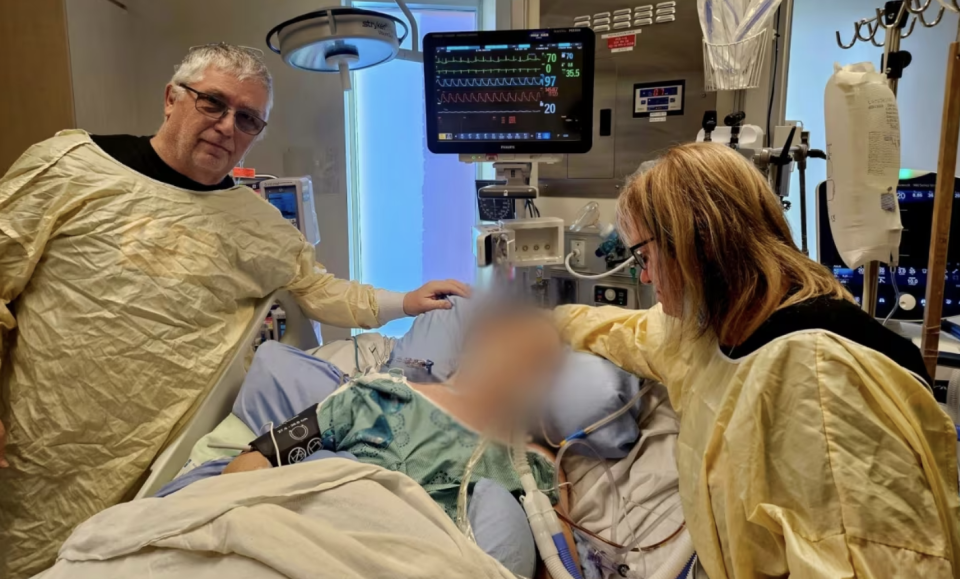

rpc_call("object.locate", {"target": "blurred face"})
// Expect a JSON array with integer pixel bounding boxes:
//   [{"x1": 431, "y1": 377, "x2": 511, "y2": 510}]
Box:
[
  {"x1": 458, "y1": 311, "x2": 563, "y2": 414},
  {"x1": 629, "y1": 226, "x2": 682, "y2": 317},
  {"x1": 156, "y1": 67, "x2": 269, "y2": 185}
]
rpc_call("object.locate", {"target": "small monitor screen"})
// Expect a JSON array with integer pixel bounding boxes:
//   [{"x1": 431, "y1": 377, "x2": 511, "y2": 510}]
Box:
[
  {"x1": 265, "y1": 186, "x2": 300, "y2": 230},
  {"x1": 424, "y1": 28, "x2": 595, "y2": 155},
  {"x1": 817, "y1": 172, "x2": 960, "y2": 321}
]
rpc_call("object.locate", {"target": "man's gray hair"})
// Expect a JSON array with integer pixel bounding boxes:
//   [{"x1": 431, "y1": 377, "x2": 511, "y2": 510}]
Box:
[{"x1": 170, "y1": 43, "x2": 274, "y2": 116}]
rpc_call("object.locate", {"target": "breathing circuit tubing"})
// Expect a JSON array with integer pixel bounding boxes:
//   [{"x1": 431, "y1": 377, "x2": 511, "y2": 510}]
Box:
[{"x1": 513, "y1": 433, "x2": 585, "y2": 579}]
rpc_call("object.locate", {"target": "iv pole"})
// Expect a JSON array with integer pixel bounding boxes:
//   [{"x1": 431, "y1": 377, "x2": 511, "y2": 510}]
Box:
[
  {"x1": 836, "y1": 1, "x2": 960, "y2": 378},
  {"x1": 922, "y1": 10, "x2": 960, "y2": 378}
]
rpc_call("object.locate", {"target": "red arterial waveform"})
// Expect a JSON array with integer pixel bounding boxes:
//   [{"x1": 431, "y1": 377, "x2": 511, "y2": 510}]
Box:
[{"x1": 439, "y1": 91, "x2": 541, "y2": 104}]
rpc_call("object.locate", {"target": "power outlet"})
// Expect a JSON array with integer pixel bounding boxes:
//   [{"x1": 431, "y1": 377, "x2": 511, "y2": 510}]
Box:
[{"x1": 571, "y1": 240, "x2": 587, "y2": 268}]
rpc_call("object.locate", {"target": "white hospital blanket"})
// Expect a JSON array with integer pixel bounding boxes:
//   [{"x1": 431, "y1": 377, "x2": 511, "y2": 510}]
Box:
[
  {"x1": 38, "y1": 459, "x2": 515, "y2": 579},
  {"x1": 563, "y1": 383, "x2": 686, "y2": 577}
]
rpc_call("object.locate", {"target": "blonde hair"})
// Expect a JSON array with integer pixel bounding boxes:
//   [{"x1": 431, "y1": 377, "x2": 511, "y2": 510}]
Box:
[{"x1": 617, "y1": 142, "x2": 852, "y2": 345}]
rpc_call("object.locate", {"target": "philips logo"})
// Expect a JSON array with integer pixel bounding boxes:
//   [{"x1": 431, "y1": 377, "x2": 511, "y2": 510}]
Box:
[
  {"x1": 362, "y1": 20, "x2": 389, "y2": 31},
  {"x1": 501, "y1": 145, "x2": 516, "y2": 150}
]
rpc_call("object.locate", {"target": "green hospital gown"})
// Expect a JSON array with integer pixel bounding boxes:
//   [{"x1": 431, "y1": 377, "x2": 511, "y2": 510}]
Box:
[{"x1": 316, "y1": 373, "x2": 557, "y2": 519}]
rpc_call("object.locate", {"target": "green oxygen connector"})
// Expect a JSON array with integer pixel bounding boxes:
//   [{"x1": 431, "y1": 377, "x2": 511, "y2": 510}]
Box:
[{"x1": 630, "y1": 266, "x2": 638, "y2": 281}]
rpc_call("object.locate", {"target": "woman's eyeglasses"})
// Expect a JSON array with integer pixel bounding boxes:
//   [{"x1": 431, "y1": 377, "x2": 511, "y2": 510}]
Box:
[
  {"x1": 178, "y1": 83, "x2": 267, "y2": 136},
  {"x1": 629, "y1": 237, "x2": 655, "y2": 271}
]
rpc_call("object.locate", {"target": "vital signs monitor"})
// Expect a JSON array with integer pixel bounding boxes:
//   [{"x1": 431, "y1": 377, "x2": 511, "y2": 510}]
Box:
[{"x1": 423, "y1": 28, "x2": 595, "y2": 155}]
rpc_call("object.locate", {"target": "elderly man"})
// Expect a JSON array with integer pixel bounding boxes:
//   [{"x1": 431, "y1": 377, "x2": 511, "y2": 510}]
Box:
[{"x1": 0, "y1": 43, "x2": 468, "y2": 578}]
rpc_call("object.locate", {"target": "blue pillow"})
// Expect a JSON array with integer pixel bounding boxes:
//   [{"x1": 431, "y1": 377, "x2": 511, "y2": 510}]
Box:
[
  {"x1": 470, "y1": 478, "x2": 536, "y2": 578},
  {"x1": 541, "y1": 350, "x2": 642, "y2": 459},
  {"x1": 234, "y1": 340, "x2": 345, "y2": 431},
  {"x1": 386, "y1": 295, "x2": 475, "y2": 381}
]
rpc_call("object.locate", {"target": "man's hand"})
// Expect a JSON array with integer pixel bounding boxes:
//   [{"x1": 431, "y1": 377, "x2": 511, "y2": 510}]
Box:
[
  {"x1": 403, "y1": 280, "x2": 471, "y2": 316},
  {"x1": 0, "y1": 418, "x2": 8, "y2": 468}
]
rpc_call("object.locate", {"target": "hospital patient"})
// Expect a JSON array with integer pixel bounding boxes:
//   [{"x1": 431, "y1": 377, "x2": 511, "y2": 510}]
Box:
[{"x1": 225, "y1": 304, "x2": 563, "y2": 523}]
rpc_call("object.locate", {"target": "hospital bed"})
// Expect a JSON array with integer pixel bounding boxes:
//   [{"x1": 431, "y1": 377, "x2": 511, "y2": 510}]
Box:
[
  {"x1": 131, "y1": 293, "x2": 695, "y2": 579},
  {"x1": 135, "y1": 290, "x2": 319, "y2": 499}
]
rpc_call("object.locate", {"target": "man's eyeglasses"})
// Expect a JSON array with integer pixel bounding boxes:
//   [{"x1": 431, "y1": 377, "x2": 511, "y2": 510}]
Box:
[
  {"x1": 629, "y1": 237, "x2": 655, "y2": 271},
  {"x1": 178, "y1": 83, "x2": 267, "y2": 136}
]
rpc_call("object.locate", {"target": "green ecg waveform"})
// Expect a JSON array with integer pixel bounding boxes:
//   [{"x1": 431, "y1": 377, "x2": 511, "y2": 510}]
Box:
[
  {"x1": 435, "y1": 54, "x2": 540, "y2": 65},
  {"x1": 438, "y1": 67, "x2": 540, "y2": 74}
]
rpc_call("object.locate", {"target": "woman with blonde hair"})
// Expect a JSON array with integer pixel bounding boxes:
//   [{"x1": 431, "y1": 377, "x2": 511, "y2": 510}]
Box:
[{"x1": 556, "y1": 142, "x2": 959, "y2": 578}]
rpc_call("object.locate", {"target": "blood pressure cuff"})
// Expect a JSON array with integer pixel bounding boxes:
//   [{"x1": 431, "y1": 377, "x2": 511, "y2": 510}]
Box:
[{"x1": 249, "y1": 403, "x2": 322, "y2": 466}]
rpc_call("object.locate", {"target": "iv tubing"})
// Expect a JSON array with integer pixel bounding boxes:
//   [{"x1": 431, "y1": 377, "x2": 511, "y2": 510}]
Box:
[
  {"x1": 545, "y1": 382, "x2": 653, "y2": 448},
  {"x1": 456, "y1": 437, "x2": 491, "y2": 538},
  {"x1": 615, "y1": 499, "x2": 683, "y2": 557},
  {"x1": 580, "y1": 383, "x2": 652, "y2": 439},
  {"x1": 553, "y1": 438, "x2": 621, "y2": 549},
  {"x1": 541, "y1": 383, "x2": 651, "y2": 551},
  {"x1": 564, "y1": 252, "x2": 636, "y2": 280}
]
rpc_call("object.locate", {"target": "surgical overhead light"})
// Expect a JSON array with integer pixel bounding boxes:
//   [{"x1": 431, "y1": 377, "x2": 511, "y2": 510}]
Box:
[{"x1": 266, "y1": 1, "x2": 421, "y2": 92}]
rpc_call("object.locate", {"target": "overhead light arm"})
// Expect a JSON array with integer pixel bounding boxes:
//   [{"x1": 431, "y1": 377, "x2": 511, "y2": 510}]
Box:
[{"x1": 394, "y1": 0, "x2": 422, "y2": 62}]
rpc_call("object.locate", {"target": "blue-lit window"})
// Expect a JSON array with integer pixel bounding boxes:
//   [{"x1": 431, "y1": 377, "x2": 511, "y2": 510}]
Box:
[{"x1": 349, "y1": 3, "x2": 479, "y2": 337}]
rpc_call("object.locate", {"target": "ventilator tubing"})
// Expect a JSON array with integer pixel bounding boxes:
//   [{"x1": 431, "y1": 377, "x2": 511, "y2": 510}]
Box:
[
  {"x1": 553, "y1": 438, "x2": 621, "y2": 548},
  {"x1": 514, "y1": 434, "x2": 583, "y2": 579},
  {"x1": 520, "y1": 474, "x2": 583, "y2": 579}
]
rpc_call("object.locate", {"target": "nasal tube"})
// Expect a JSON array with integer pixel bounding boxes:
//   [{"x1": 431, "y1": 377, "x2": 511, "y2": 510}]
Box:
[{"x1": 514, "y1": 434, "x2": 583, "y2": 579}]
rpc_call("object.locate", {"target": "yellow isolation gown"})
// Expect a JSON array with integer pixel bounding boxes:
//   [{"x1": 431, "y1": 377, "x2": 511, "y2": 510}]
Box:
[
  {"x1": 555, "y1": 301, "x2": 960, "y2": 579},
  {"x1": 0, "y1": 130, "x2": 407, "y2": 577}
]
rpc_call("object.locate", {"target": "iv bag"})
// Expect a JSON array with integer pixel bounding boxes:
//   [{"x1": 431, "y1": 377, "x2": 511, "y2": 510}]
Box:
[{"x1": 824, "y1": 62, "x2": 902, "y2": 269}]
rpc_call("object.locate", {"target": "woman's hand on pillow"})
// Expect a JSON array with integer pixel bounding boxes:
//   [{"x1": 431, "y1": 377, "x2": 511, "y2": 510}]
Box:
[{"x1": 403, "y1": 280, "x2": 472, "y2": 316}]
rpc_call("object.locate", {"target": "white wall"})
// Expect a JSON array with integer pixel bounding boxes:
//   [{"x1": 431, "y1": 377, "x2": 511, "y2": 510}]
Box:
[
  {"x1": 66, "y1": 0, "x2": 356, "y2": 342},
  {"x1": 786, "y1": 1, "x2": 960, "y2": 255},
  {"x1": 66, "y1": 0, "x2": 141, "y2": 133}
]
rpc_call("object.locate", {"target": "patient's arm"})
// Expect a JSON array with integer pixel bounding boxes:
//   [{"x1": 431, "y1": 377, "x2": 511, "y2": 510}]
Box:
[{"x1": 223, "y1": 450, "x2": 271, "y2": 474}]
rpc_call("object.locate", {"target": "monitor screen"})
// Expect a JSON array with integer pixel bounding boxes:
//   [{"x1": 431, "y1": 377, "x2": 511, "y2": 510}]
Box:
[
  {"x1": 424, "y1": 28, "x2": 595, "y2": 155},
  {"x1": 265, "y1": 186, "x2": 300, "y2": 230},
  {"x1": 817, "y1": 171, "x2": 960, "y2": 321}
]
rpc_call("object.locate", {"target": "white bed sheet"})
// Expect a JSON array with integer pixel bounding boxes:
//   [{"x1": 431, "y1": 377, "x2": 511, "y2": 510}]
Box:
[{"x1": 562, "y1": 383, "x2": 687, "y2": 577}]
